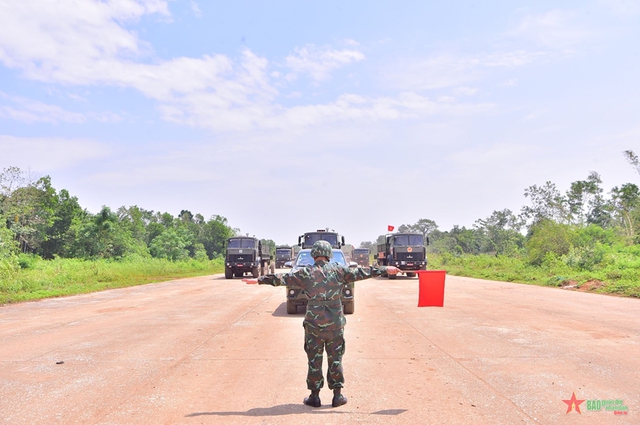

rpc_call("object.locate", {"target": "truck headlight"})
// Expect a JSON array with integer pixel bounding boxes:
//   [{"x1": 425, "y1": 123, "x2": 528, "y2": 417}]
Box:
[{"x1": 289, "y1": 289, "x2": 295, "y2": 295}]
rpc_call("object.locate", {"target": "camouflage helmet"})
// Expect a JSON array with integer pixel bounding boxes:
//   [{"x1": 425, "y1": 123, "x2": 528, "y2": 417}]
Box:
[{"x1": 310, "y1": 240, "x2": 333, "y2": 259}]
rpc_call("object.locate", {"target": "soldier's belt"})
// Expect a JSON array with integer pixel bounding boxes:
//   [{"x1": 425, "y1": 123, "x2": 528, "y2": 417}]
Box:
[{"x1": 307, "y1": 299, "x2": 342, "y2": 307}]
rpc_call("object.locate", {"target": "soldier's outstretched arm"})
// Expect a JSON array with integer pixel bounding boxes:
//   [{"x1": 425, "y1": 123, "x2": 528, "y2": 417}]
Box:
[
  {"x1": 343, "y1": 264, "x2": 400, "y2": 282},
  {"x1": 243, "y1": 270, "x2": 306, "y2": 287}
]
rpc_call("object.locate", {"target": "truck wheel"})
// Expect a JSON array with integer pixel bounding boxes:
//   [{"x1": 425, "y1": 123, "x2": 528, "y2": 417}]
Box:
[
  {"x1": 225, "y1": 267, "x2": 233, "y2": 279},
  {"x1": 252, "y1": 267, "x2": 259, "y2": 278},
  {"x1": 407, "y1": 272, "x2": 416, "y2": 278},
  {"x1": 343, "y1": 300, "x2": 355, "y2": 315},
  {"x1": 286, "y1": 301, "x2": 297, "y2": 314}
]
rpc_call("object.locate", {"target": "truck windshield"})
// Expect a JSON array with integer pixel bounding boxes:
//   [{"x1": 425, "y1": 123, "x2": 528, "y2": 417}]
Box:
[
  {"x1": 393, "y1": 235, "x2": 424, "y2": 246},
  {"x1": 227, "y1": 238, "x2": 256, "y2": 249},
  {"x1": 295, "y1": 250, "x2": 346, "y2": 267},
  {"x1": 304, "y1": 233, "x2": 338, "y2": 247}
]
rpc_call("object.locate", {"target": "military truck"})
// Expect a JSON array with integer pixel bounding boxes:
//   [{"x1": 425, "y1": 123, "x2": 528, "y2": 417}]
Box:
[
  {"x1": 341, "y1": 244, "x2": 354, "y2": 262},
  {"x1": 224, "y1": 236, "x2": 274, "y2": 279},
  {"x1": 375, "y1": 233, "x2": 428, "y2": 278},
  {"x1": 275, "y1": 245, "x2": 294, "y2": 268},
  {"x1": 298, "y1": 229, "x2": 345, "y2": 249},
  {"x1": 352, "y1": 248, "x2": 370, "y2": 267}
]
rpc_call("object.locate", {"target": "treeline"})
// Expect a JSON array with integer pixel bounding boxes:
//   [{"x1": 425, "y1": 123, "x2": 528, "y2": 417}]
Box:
[
  {"x1": 362, "y1": 151, "x2": 640, "y2": 272},
  {"x1": 0, "y1": 166, "x2": 246, "y2": 276}
]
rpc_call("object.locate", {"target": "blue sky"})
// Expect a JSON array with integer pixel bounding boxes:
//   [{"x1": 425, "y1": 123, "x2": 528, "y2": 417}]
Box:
[{"x1": 1, "y1": 0, "x2": 639, "y2": 246}]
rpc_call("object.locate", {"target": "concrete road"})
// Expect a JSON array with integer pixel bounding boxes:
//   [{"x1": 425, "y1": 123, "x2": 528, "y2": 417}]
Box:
[{"x1": 0, "y1": 272, "x2": 638, "y2": 425}]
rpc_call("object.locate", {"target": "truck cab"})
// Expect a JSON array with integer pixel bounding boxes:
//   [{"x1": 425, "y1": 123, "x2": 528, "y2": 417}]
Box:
[
  {"x1": 376, "y1": 233, "x2": 428, "y2": 278},
  {"x1": 298, "y1": 230, "x2": 345, "y2": 249},
  {"x1": 352, "y1": 248, "x2": 370, "y2": 267},
  {"x1": 224, "y1": 237, "x2": 273, "y2": 279},
  {"x1": 275, "y1": 245, "x2": 293, "y2": 268}
]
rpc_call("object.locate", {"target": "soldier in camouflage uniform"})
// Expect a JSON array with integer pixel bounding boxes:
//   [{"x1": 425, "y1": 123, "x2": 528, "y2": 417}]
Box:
[{"x1": 244, "y1": 240, "x2": 399, "y2": 408}]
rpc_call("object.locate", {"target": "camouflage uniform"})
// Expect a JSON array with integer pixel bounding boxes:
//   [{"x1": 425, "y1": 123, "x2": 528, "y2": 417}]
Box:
[{"x1": 258, "y1": 258, "x2": 389, "y2": 391}]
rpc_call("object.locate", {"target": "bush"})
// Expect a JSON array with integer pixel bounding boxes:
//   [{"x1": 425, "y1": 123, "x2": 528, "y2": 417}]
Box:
[
  {"x1": 563, "y1": 244, "x2": 608, "y2": 271},
  {"x1": 526, "y1": 221, "x2": 572, "y2": 265},
  {"x1": 17, "y1": 253, "x2": 40, "y2": 269}
]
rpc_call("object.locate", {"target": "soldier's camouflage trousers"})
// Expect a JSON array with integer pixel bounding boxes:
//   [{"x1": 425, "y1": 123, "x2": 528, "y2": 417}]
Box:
[{"x1": 303, "y1": 324, "x2": 345, "y2": 390}]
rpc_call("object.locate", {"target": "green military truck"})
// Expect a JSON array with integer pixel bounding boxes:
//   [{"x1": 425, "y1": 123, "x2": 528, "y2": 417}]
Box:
[
  {"x1": 352, "y1": 248, "x2": 370, "y2": 267},
  {"x1": 224, "y1": 236, "x2": 274, "y2": 279},
  {"x1": 298, "y1": 229, "x2": 345, "y2": 249},
  {"x1": 275, "y1": 245, "x2": 294, "y2": 268},
  {"x1": 375, "y1": 233, "x2": 428, "y2": 278}
]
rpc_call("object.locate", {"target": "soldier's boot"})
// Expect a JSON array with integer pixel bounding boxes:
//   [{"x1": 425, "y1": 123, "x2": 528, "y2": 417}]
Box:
[
  {"x1": 304, "y1": 390, "x2": 321, "y2": 408},
  {"x1": 332, "y1": 388, "x2": 347, "y2": 407}
]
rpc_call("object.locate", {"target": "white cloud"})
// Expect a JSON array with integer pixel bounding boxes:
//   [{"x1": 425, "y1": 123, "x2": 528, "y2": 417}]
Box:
[
  {"x1": 0, "y1": 91, "x2": 121, "y2": 124},
  {"x1": 384, "y1": 50, "x2": 544, "y2": 91},
  {"x1": 0, "y1": 0, "x2": 491, "y2": 133},
  {"x1": 0, "y1": 0, "x2": 169, "y2": 80},
  {"x1": 507, "y1": 9, "x2": 593, "y2": 51},
  {"x1": 0, "y1": 135, "x2": 110, "y2": 171},
  {"x1": 454, "y1": 87, "x2": 478, "y2": 96},
  {"x1": 190, "y1": 1, "x2": 202, "y2": 17},
  {"x1": 285, "y1": 43, "x2": 365, "y2": 82}
]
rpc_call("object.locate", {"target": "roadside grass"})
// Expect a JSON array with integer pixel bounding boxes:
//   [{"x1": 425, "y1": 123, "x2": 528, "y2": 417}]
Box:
[
  {"x1": 0, "y1": 256, "x2": 224, "y2": 305},
  {"x1": 428, "y1": 253, "x2": 640, "y2": 298}
]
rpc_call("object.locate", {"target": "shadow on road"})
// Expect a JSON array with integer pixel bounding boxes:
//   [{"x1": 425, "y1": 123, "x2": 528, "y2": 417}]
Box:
[
  {"x1": 271, "y1": 302, "x2": 303, "y2": 317},
  {"x1": 185, "y1": 404, "x2": 407, "y2": 417}
]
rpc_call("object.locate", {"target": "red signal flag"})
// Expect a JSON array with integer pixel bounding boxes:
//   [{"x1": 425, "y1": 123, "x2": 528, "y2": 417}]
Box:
[{"x1": 388, "y1": 225, "x2": 394, "y2": 232}]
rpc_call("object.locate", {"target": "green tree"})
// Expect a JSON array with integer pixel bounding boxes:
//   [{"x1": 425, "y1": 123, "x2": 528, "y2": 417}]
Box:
[
  {"x1": 200, "y1": 215, "x2": 234, "y2": 259},
  {"x1": 0, "y1": 216, "x2": 19, "y2": 278},
  {"x1": 149, "y1": 227, "x2": 190, "y2": 261},
  {"x1": 474, "y1": 209, "x2": 524, "y2": 255},
  {"x1": 1, "y1": 174, "x2": 57, "y2": 254},
  {"x1": 449, "y1": 225, "x2": 481, "y2": 254},
  {"x1": 624, "y1": 150, "x2": 640, "y2": 176},
  {"x1": 610, "y1": 183, "x2": 640, "y2": 240},
  {"x1": 261, "y1": 238, "x2": 276, "y2": 258},
  {"x1": 39, "y1": 189, "x2": 85, "y2": 259},
  {"x1": 521, "y1": 181, "x2": 568, "y2": 227},
  {"x1": 566, "y1": 172, "x2": 604, "y2": 226},
  {"x1": 525, "y1": 220, "x2": 572, "y2": 265},
  {"x1": 358, "y1": 241, "x2": 375, "y2": 250},
  {"x1": 71, "y1": 206, "x2": 136, "y2": 259},
  {"x1": 117, "y1": 205, "x2": 148, "y2": 244}
]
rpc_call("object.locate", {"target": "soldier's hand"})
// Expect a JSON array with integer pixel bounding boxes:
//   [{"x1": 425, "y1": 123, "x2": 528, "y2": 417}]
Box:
[
  {"x1": 243, "y1": 278, "x2": 258, "y2": 284},
  {"x1": 387, "y1": 266, "x2": 401, "y2": 275}
]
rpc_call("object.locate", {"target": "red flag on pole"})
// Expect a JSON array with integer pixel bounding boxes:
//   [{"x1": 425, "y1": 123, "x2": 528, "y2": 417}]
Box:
[{"x1": 388, "y1": 225, "x2": 394, "y2": 232}]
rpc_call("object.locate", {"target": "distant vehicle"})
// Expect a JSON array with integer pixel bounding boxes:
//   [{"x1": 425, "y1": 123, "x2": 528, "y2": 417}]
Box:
[
  {"x1": 285, "y1": 248, "x2": 356, "y2": 315},
  {"x1": 298, "y1": 229, "x2": 345, "y2": 249},
  {"x1": 224, "y1": 237, "x2": 273, "y2": 279},
  {"x1": 352, "y1": 248, "x2": 370, "y2": 267},
  {"x1": 275, "y1": 245, "x2": 294, "y2": 268},
  {"x1": 341, "y1": 244, "x2": 354, "y2": 262},
  {"x1": 375, "y1": 233, "x2": 428, "y2": 278}
]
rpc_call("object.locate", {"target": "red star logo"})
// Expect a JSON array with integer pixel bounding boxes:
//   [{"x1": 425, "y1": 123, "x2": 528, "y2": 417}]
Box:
[{"x1": 562, "y1": 392, "x2": 585, "y2": 414}]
